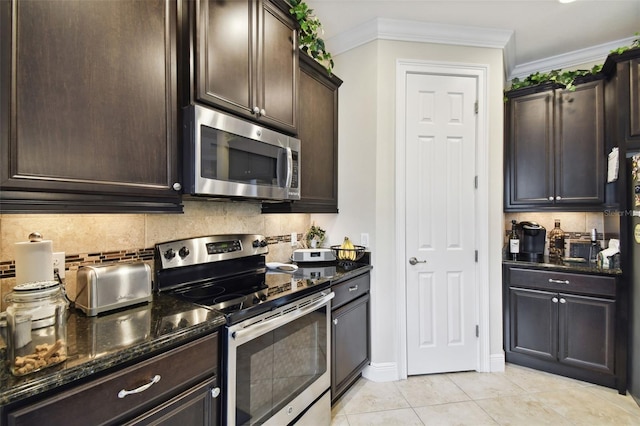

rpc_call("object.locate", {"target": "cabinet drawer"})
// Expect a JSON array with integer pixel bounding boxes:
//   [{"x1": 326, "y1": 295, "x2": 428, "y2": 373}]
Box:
[
  {"x1": 508, "y1": 268, "x2": 616, "y2": 297},
  {"x1": 7, "y1": 333, "x2": 218, "y2": 426},
  {"x1": 332, "y1": 273, "x2": 370, "y2": 309}
]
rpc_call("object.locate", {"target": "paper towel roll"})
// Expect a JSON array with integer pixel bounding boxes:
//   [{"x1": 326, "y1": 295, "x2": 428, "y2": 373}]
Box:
[{"x1": 15, "y1": 240, "x2": 53, "y2": 285}]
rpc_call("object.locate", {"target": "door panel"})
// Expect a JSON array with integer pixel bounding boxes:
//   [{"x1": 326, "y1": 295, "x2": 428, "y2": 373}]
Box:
[
  {"x1": 558, "y1": 293, "x2": 615, "y2": 373},
  {"x1": 405, "y1": 72, "x2": 478, "y2": 374},
  {"x1": 509, "y1": 287, "x2": 557, "y2": 361},
  {"x1": 508, "y1": 91, "x2": 554, "y2": 206}
]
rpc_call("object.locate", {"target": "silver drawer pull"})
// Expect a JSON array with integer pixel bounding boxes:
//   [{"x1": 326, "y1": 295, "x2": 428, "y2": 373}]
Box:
[
  {"x1": 548, "y1": 279, "x2": 570, "y2": 285},
  {"x1": 118, "y1": 375, "x2": 161, "y2": 399},
  {"x1": 348, "y1": 285, "x2": 359, "y2": 292},
  {"x1": 552, "y1": 297, "x2": 559, "y2": 303},
  {"x1": 560, "y1": 298, "x2": 567, "y2": 304}
]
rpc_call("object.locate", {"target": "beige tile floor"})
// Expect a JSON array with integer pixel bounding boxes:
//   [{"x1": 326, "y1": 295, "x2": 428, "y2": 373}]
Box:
[{"x1": 331, "y1": 364, "x2": 640, "y2": 425}]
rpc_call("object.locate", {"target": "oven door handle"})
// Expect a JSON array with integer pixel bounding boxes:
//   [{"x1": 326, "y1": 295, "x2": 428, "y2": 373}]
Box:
[{"x1": 232, "y1": 292, "x2": 334, "y2": 343}]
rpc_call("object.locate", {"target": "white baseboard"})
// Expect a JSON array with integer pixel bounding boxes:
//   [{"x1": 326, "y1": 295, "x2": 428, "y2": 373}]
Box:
[
  {"x1": 362, "y1": 362, "x2": 399, "y2": 382},
  {"x1": 490, "y1": 352, "x2": 505, "y2": 372}
]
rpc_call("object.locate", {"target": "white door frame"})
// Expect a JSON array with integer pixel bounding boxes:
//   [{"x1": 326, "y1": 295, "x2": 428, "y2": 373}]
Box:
[{"x1": 395, "y1": 59, "x2": 491, "y2": 378}]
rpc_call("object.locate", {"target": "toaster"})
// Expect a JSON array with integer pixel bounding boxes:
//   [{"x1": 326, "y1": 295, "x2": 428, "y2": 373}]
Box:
[{"x1": 75, "y1": 262, "x2": 152, "y2": 316}]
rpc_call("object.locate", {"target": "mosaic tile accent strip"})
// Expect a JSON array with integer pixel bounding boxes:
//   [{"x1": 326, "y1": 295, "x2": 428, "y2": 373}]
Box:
[{"x1": 0, "y1": 235, "x2": 296, "y2": 279}]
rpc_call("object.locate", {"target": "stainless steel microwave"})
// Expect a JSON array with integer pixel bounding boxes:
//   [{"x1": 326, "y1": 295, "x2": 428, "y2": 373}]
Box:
[{"x1": 183, "y1": 105, "x2": 300, "y2": 201}]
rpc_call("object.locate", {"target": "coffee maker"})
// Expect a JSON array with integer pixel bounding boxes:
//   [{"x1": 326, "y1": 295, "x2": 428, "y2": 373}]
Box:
[{"x1": 516, "y1": 221, "x2": 546, "y2": 262}]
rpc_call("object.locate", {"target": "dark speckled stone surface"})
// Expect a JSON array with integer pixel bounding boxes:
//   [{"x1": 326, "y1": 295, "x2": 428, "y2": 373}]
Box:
[
  {"x1": 0, "y1": 293, "x2": 225, "y2": 407},
  {"x1": 503, "y1": 256, "x2": 622, "y2": 276}
]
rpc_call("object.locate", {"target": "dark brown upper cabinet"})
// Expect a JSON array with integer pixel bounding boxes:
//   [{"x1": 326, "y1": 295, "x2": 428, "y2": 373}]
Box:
[
  {"x1": 504, "y1": 79, "x2": 605, "y2": 212},
  {"x1": 184, "y1": 0, "x2": 298, "y2": 135},
  {"x1": 0, "y1": 0, "x2": 181, "y2": 213},
  {"x1": 262, "y1": 53, "x2": 343, "y2": 214},
  {"x1": 603, "y1": 49, "x2": 640, "y2": 153}
]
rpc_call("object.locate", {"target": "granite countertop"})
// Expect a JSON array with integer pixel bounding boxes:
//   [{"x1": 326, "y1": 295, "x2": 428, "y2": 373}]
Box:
[
  {"x1": 0, "y1": 293, "x2": 226, "y2": 407},
  {"x1": 503, "y1": 256, "x2": 622, "y2": 276},
  {"x1": 0, "y1": 262, "x2": 373, "y2": 408}
]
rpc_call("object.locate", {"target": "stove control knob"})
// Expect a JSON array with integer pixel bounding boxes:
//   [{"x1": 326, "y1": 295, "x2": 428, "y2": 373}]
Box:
[
  {"x1": 252, "y1": 239, "x2": 260, "y2": 248},
  {"x1": 260, "y1": 240, "x2": 268, "y2": 247},
  {"x1": 178, "y1": 246, "x2": 190, "y2": 258},
  {"x1": 164, "y1": 248, "x2": 176, "y2": 260},
  {"x1": 259, "y1": 294, "x2": 267, "y2": 301}
]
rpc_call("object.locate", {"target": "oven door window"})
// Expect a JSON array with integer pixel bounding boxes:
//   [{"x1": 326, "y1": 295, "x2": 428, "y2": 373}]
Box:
[
  {"x1": 235, "y1": 307, "x2": 327, "y2": 425},
  {"x1": 201, "y1": 125, "x2": 288, "y2": 187}
]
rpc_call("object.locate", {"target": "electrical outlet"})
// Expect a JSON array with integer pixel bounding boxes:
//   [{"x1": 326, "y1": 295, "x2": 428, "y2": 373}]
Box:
[
  {"x1": 291, "y1": 232, "x2": 298, "y2": 246},
  {"x1": 53, "y1": 252, "x2": 65, "y2": 279},
  {"x1": 361, "y1": 233, "x2": 369, "y2": 248}
]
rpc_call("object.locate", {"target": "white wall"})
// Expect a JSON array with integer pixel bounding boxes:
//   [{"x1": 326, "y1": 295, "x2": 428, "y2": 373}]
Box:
[{"x1": 313, "y1": 39, "x2": 505, "y2": 378}]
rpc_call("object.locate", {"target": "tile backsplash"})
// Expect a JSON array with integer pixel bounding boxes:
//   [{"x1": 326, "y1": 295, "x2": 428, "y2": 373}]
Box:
[
  {"x1": 503, "y1": 212, "x2": 610, "y2": 248},
  {"x1": 0, "y1": 200, "x2": 312, "y2": 310}
]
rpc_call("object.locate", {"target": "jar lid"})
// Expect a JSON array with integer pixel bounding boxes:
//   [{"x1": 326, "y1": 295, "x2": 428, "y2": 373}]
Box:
[
  {"x1": 8, "y1": 281, "x2": 60, "y2": 301},
  {"x1": 13, "y1": 280, "x2": 59, "y2": 292}
]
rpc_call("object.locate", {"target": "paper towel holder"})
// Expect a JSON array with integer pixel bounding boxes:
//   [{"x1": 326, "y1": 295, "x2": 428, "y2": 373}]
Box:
[{"x1": 28, "y1": 232, "x2": 43, "y2": 242}]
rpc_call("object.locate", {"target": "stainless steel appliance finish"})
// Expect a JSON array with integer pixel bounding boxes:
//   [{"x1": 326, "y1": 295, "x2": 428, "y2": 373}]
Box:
[
  {"x1": 227, "y1": 290, "x2": 333, "y2": 425},
  {"x1": 75, "y1": 262, "x2": 152, "y2": 316},
  {"x1": 154, "y1": 234, "x2": 334, "y2": 425},
  {"x1": 183, "y1": 105, "x2": 301, "y2": 201}
]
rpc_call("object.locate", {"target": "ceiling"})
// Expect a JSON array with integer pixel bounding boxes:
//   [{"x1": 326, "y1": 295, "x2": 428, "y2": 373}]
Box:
[{"x1": 306, "y1": 0, "x2": 640, "y2": 79}]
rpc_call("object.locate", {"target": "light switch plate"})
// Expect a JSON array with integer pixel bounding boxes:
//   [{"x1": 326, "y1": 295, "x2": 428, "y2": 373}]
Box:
[
  {"x1": 361, "y1": 233, "x2": 369, "y2": 248},
  {"x1": 291, "y1": 232, "x2": 298, "y2": 246}
]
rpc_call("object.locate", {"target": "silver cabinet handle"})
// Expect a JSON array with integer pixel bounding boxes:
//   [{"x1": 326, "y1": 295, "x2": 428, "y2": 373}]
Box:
[
  {"x1": 211, "y1": 387, "x2": 221, "y2": 398},
  {"x1": 348, "y1": 285, "x2": 358, "y2": 292},
  {"x1": 260, "y1": 108, "x2": 266, "y2": 116},
  {"x1": 333, "y1": 318, "x2": 338, "y2": 325},
  {"x1": 548, "y1": 279, "x2": 570, "y2": 285},
  {"x1": 552, "y1": 297, "x2": 559, "y2": 303},
  {"x1": 560, "y1": 298, "x2": 567, "y2": 304},
  {"x1": 253, "y1": 106, "x2": 260, "y2": 115},
  {"x1": 118, "y1": 375, "x2": 161, "y2": 398},
  {"x1": 548, "y1": 196, "x2": 554, "y2": 201},
  {"x1": 556, "y1": 196, "x2": 562, "y2": 200},
  {"x1": 172, "y1": 182, "x2": 182, "y2": 191},
  {"x1": 409, "y1": 257, "x2": 426, "y2": 265}
]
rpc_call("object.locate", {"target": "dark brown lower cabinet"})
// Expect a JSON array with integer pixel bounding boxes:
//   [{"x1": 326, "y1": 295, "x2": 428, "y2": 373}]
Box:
[
  {"x1": 3, "y1": 333, "x2": 220, "y2": 425},
  {"x1": 504, "y1": 265, "x2": 625, "y2": 393},
  {"x1": 509, "y1": 288, "x2": 615, "y2": 374},
  {"x1": 331, "y1": 272, "x2": 371, "y2": 403}
]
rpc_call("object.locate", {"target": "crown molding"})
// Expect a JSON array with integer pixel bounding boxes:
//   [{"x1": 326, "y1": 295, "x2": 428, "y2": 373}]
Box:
[
  {"x1": 508, "y1": 36, "x2": 637, "y2": 81},
  {"x1": 326, "y1": 18, "x2": 636, "y2": 82},
  {"x1": 327, "y1": 18, "x2": 514, "y2": 75}
]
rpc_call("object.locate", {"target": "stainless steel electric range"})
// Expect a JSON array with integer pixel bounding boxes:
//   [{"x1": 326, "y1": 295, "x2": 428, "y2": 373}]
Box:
[{"x1": 154, "y1": 234, "x2": 334, "y2": 426}]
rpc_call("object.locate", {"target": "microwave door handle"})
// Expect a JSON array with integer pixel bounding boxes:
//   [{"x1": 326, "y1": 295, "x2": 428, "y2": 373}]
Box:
[{"x1": 285, "y1": 147, "x2": 293, "y2": 189}]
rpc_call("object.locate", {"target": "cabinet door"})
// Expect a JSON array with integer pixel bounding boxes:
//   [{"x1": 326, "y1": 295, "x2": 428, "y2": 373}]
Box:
[
  {"x1": 332, "y1": 293, "x2": 370, "y2": 401},
  {"x1": 509, "y1": 287, "x2": 557, "y2": 360},
  {"x1": 629, "y1": 58, "x2": 640, "y2": 147},
  {"x1": 195, "y1": 0, "x2": 296, "y2": 134},
  {"x1": 261, "y1": 53, "x2": 342, "y2": 213},
  {"x1": 558, "y1": 293, "x2": 615, "y2": 374},
  {"x1": 0, "y1": 0, "x2": 180, "y2": 212},
  {"x1": 126, "y1": 377, "x2": 219, "y2": 426},
  {"x1": 257, "y1": 0, "x2": 298, "y2": 134},
  {"x1": 505, "y1": 90, "x2": 554, "y2": 208},
  {"x1": 196, "y1": 0, "x2": 254, "y2": 117},
  {"x1": 555, "y1": 80, "x2": 605, "y2": 205}
]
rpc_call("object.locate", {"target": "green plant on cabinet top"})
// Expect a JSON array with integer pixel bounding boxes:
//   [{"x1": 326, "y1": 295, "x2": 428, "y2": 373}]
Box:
[{"x1": 288, "y1": 0, "x2": 334, "y2": 74}]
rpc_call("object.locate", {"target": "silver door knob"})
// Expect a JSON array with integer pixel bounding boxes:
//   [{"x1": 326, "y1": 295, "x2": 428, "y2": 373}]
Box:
[{"x1": 409, "y1": 257, "x2": 426, "y2": 265}]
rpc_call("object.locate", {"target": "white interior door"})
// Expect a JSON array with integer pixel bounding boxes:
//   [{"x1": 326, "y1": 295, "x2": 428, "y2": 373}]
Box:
[{"x1": 405, "y1": 72, "x2": 478, "y2": 375}]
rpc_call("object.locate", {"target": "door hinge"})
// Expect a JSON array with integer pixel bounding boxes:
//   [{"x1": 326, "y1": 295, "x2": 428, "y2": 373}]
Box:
[
  {"x1": 474, "y1": 100, "x2": 478, "y2": 114},
  {"x1": 476, "y1": 325, "x2": 479, "y2": 337},
  {"x1": 474, "y1": 175, "x2": 478, "y2": 189},
  {"x1": 475, "y1": 250, "x2": 478, "y2": 262}
]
